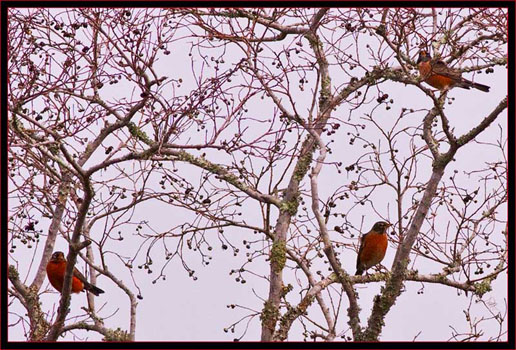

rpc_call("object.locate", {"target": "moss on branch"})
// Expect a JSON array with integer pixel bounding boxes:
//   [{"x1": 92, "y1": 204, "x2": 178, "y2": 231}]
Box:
[{"x1": 271, "y1": 239, "x2": 287, "y2": 273}]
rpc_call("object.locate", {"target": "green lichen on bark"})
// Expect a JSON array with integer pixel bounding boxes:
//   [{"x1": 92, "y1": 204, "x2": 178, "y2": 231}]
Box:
[
  {"x1": 260, "y1": 300, "x2": 280, "y2": 333},
  {"x1": 361, "y1": 258, "x2": 409, "y2": 341},
  {"x1": 293, "y1": 139, "x2": 316, "y2": 183},
  {"x1": 294, "y1": 153, "x2": 312, "y2": 182},
  {"x1": 26, "y1": 285, "x2": 50, "y2": 340},
  {"x1": 103, "y1": 327, "x2": 131, "y2": 341},
  {"x1": 57, "y1": 182, "x2": 71, "y2": 205},
  {"x1": 382, "y1": 67, "x2": 407, "y2": 82},
  {"x1": 319, "y1": 75, "x2": 332, "y2": 108},
  {"x1": 277, "y1": 138, "x2": 317, "y2": 217},
  {"x1": 177, "y1": 150, "x2": 222, "y2": 173},
  {"x1": 139, "y1": 148, "x2": 156, "y2": 160},
  {"x1": 127, "y1": 122, "x2": 153, "y2": 146},
  {"x1": 9, "y1": 266, "x2": 50, "y2": 341},
  {"x1": 275, "y1": 294, "x2": 315, "y2": 340},
  {"x1": 270, "y1": 239, "x2": 287, "y2": 273},
  {"x1": 281, "y1": 283, "x2": 293, "y2": 298},
  {"x1": 473, "y1": 280, "x2": 492, "y2": 297},
  {"x1": 10, "y1": 113, "x2": 28, "y2": 135},
  {"x1": 176, "y1": 150, "x2": 246, "y2": 190},
  {"x1": 305, "y1": 34, "x2": 331, "y2": 108},
  {"x1": 375, "y1": 24, "x2": 386, "y2": 35},
  {"x1": 47, "y1": 143, "x2": 60, "y2": 155},
  {"x1": 279, "y1": 197, "x2": 299, "y2": 216},
  {"x1": 433, "y1": 153, "x2": 454, "y2": 169},
  {"x1": 298, "y1": 294, "x2": 315, "y2": 312},
  {"x1": 8, "y1": 265, "x2": 19, "y2": 279},
  {"x1": 306, "y1": 35, "x2": 323, "y2": 51}
]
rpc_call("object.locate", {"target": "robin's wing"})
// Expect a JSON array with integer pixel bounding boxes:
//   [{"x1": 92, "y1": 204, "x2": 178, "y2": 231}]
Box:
[
  {"x1": 72, "y1": 266, "x2": 88, "y2": 284},
  {"x1": 72, "y1": 265, "x2": 104, "y2": 295},
  {"x1": 431, "y1": 60, "x2": 462, "y2": 80},
  {"x1": 356, "y1": 233, "x2": 367, "y2": 269}
]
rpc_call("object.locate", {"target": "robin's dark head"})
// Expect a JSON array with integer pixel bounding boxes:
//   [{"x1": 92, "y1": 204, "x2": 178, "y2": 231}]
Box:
[
  {"x1": 417, "y1": 50, "x2": 431, "y2": 64},
  {"x1": 371, "y1": 221, "x2": 391, "y2": 233},
  {"x1": 50, "y1": 251, "x2": 66, "y2": 262}
]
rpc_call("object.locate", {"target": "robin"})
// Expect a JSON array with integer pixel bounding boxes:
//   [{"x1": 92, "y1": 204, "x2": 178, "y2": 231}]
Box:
[
  {"x1": 46, "y1": 251, "x2": 104, "y2": 296},
  {"x1": 355, "y1": 221, "x2": 391, "y2": 276},
  {"x1": 417, "y1": 50, "x2": 490, "y2": 92}
]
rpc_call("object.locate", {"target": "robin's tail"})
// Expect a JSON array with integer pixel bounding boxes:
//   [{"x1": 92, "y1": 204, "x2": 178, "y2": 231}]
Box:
[
  {"x1": 355, "y1": 269, "x2": 363, "y2": 276},
  {"x1": 84, "y1": 282, "x2": 104, "y2": 296},
  {"x1": 459, "y1": 79, "x2": 490, "y2": 92},
  {"x1": 471, "y1": 82, "x2": 490, "y2": 92}
]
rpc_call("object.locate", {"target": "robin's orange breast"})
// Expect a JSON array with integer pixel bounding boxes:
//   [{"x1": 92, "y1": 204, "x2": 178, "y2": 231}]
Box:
[
  {"x1": 425, "y1": 74, "x2": 455, "y2": 90},
  {"x1": 359, "y1": 233, "x2": 388, "y2": 269},
  {"x1": 418, "y1": 61, "x2": 456, "y2": 90},
  {"x1": 418, "y1": 61, "x2": 432, "y2": 78},
  {"x1": 46, "y1": 261, "x2": 84, "y2": 293}
]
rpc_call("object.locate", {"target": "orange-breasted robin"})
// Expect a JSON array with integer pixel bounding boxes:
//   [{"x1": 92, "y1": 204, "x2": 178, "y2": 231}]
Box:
[
  {"x1": 417, "y1": 50, "x2": 490, "y2": 92},
  {"x1": 46, "y1": 251, "x2": 104, "y2": 296},
  {"x1": 355, "y1": 221, "x2": 391, "y2": 276}
]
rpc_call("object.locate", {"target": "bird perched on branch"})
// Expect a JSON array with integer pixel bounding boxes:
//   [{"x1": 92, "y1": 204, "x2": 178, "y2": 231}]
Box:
[
  {"x1": 417, "y1": 50, "x2": 490, "y2": 92},
  {"x1": 46, "y1": 251, "x2": 104, "y2": 296},
  {"x1": 355, "y1": 221, "x2": 391, "y2": 276}
]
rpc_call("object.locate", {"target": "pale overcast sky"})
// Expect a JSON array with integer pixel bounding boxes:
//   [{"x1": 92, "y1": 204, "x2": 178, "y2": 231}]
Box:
[{"x1": 8, "y1": 7, "x2": 508, "y2": 342}]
